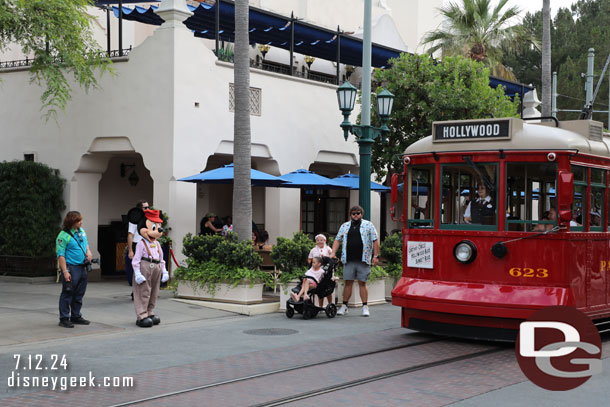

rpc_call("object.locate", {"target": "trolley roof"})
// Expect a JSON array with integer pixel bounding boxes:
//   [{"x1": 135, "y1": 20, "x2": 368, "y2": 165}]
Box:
[{"x1": 405, "y1": 118, "x2": 610, "y2": 157}]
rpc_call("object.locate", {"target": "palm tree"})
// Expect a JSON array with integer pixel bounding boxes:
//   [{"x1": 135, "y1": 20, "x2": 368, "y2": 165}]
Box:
[
  {"x1": 232, "y1": 0, "x2": 252, "y2": 242},
  {"x1": 541, "y1": 0, "x2": 551, "y2": 117},
  {"x1": 421, "y1": 0, "x2": 537, "y2": 80}
]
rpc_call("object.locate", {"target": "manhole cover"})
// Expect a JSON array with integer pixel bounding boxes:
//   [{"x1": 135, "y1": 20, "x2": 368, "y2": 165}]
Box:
[{"x1": 243, "y1": 328, "x2": 299, "y2": 336}]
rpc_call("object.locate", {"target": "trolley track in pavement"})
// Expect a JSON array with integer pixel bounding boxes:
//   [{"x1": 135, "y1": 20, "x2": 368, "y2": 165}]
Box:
[
  {"x1": 251, "y1": 347, "x2": 503, "y2": 407},
  {"x1": 109, "y1": 337, "x2": 507, "y2": 407},
  {"x1": 108, "y1": 336, "x2": 444, "y2": 407}
]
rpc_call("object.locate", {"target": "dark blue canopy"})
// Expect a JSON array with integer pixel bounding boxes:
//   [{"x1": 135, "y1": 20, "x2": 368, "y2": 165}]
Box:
[
  {"x1": 109, "y1": 1, "x2": 410, "y2": 68},
  {"x1": 105, "y1": 1, "x2": 532, "y2": 95}
]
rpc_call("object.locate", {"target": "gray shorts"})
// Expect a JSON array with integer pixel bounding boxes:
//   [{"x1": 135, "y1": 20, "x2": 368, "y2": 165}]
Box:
[{"x1": 343, "y1": 261, "x2": 371, "y2": 282}]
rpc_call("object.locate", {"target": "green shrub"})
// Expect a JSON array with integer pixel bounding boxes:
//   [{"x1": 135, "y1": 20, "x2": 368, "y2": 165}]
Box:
[
  {"x1": 334, "y1": 264, "x2": 387, "y2": 283},
  {"x1": 177, "y1": 233, "x2": 267, "y2": 292},
  {"x1": 380, "y1": 232, "x2": 403, "y2": 280},
  {"x1": 0, "y1": 161, "x2": 65, "y2": 257},
  {"x1": 174, "y1": 258, "x2": 272, "y2": 295},
  {"x1": 271, "y1": 232, "x2": 315, "y2": 284}
]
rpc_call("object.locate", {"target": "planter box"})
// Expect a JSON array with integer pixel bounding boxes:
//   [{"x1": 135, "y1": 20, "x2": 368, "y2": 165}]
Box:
[
  {"x1": 385, "y1": 277, "x2": 399, "y2": 301},
  {"x1": 336, "y1": 278, "x2": 386, "y2": 307},
  {"x1": 279, "y1": 279, "x2": 335, "y2": 310},
  {"x1": 177, "y1": 280, "x2": 263, "y2": 304}
]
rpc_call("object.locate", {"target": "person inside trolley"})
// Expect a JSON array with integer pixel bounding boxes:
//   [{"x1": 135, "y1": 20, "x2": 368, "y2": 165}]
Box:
[{"x1": 463, "y1": 183, "x2": 495, "y2": 225}]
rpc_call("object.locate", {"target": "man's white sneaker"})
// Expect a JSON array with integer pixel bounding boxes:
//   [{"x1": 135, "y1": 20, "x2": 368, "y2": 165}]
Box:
[
  {"x1": 362, "y1": 305, "x2": 370, "y2": 317},
  {"x1": 337, "y1": 304, "x2": 348, "y2": 315}
]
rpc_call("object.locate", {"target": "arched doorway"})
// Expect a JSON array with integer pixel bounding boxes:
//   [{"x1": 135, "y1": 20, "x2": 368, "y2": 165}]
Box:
[{"x1": 97, "y1": 154, "x2": 153, "y2": 276}]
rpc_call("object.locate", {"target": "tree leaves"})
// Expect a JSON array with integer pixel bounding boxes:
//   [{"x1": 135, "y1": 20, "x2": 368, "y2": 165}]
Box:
[
  {"x1": 370, "y1": 54, "x2": 519, "y2": 180},
  {"x1": 0, "y1": 0, "x2": 112, "y2": 121}
]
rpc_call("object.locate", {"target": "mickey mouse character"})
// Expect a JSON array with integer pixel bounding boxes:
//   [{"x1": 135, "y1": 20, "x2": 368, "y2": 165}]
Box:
[{"x1": 128, "y1": 207, "x2": 169, "y2": 328}]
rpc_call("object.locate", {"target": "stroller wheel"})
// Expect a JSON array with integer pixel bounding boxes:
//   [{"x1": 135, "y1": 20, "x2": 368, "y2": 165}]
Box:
[
  {"x1": 302, "y1": 308, "x2": 312, "y2": 320},
  {"x1": 285, "y1": 307, "x2": 295, "y2": 318},
  {"x1": 325, "y1": 303, "x2": 337, "y2": 318}
]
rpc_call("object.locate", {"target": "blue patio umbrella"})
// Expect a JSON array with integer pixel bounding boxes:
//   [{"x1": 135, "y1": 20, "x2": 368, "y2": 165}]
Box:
[
  {"x1": 278, "y1": 169, "x2": 349, "y2": 189},
  {"x1": 332, "y1": 173, "x2": 390, "y2": 192},
  {"x1": 178, "y1": 164, "x2": 287, "y2": 187}
]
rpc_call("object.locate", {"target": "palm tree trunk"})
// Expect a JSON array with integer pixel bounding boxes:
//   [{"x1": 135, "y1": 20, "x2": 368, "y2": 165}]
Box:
[
  {"x1": 541, "y1": 0, "x2": 551, "y2": 117},
  {"x1": 233, "y1": 0, "x2": 252, "y2": 242}
]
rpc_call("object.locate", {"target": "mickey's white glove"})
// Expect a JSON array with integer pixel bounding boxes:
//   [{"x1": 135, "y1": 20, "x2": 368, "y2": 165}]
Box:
[
  {"x1": 161, "y1": 271, "x2": 169, "y2": 283},
  {"x1": 134, "y1": 272, "x2": 146, "y2": 285}
]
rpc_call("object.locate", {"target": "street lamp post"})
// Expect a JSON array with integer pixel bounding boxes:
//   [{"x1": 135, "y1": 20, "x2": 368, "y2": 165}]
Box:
[{"x1": 336, "y1": 82, "x2": 394, "y2": 220}]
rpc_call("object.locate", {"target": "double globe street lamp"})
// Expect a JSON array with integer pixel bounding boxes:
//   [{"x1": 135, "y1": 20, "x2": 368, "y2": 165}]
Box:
[{"x1": 337, "y1": 81, "x2": 394, "y2": 220}]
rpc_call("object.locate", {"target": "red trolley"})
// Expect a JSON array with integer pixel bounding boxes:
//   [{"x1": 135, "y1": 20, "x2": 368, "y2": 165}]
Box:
[{"x1": 390, "y1": 117, "x2": 610, "y2": 341}]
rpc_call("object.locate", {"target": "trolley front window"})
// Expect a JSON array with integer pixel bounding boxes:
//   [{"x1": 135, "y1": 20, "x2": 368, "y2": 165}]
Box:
[
  {"x1": 407, "y1": 166, "x2": 434, "y2": 228},
  {"x1": 440, "y1": 162, "x2": 497, "y2": 230}
]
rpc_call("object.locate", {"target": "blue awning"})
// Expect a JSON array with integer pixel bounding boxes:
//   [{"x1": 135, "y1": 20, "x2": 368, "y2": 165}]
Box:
[
  {"x1": 109, "y1": 1, "x2": 406, "y2": 68},
  {"x1": 105, "y1": 1, "x2": 533, "y2": 94}
]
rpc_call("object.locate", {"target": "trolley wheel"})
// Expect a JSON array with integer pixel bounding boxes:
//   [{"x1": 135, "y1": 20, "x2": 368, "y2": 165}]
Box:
[
  {"x1": 325, "y1": 303, "x2": 337, "y2": 318},
  {"x1": 285, "y1": 307, "x2": 294, "y2": 318},
  {"x1": 302, "y1": 308, "x2": 312, "y2": 320}
]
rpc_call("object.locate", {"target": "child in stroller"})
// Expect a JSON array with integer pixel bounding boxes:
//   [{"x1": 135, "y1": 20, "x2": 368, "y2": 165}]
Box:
[{"x1": 286, "y1": 256, "x2": 337, "y2": 319}]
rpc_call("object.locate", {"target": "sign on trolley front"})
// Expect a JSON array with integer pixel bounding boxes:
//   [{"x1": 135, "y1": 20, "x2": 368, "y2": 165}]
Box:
[{"x1": 407, "y1": 241, "x2": 433, "y2": 269}]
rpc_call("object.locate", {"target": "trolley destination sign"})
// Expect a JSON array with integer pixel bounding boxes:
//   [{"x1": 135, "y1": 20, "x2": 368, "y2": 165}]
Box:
[{"x1": 433, "y1": 119, "x2": 512, "y2": 142}]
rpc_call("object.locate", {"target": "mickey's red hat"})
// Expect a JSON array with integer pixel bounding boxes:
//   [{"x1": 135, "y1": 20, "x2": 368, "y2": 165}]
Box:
[{"x1": 144, "y1": 209, "x2": 163, "y2": 223}]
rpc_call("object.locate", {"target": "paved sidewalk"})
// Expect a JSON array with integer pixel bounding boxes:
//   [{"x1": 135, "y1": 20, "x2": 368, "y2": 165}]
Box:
[{"x1": 1, "y1": 281, "x2": 608, "y2": 406}]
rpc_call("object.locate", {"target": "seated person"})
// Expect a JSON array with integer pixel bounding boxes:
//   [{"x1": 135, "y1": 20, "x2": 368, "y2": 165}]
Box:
[
  {"x1": 532, "y1": 207, "x2": 557, "y2": 232},
  {"x1": 464, "y1": 184, "x2": 495, "y2": 225},
  {"x1": 590, "y1": 209, "x2": 601, "y2": 227},
  {"x1": 200, "y1": 213, "x2": 222, "y2": 235},
  {"x1": 254, "y1": 230, "x2": 272, "y2": 251},
  {"x1": 221, "y1": 216, "x2": 233, "y2": 236},
  {"x1": 291, "y1": 256, "x2": 324, "y2": 303},
  {"x1": 308, "y1": 234, "x2": 332, "y2": 265}
]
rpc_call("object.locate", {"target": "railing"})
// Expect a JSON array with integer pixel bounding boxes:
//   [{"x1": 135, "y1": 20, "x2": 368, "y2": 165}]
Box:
[
  {"x1": 249, "y1": 59, "x2": 339, "y2": 86},
  {"x1": 0, "y1": 48, "x2": 132, "y2": 69}
]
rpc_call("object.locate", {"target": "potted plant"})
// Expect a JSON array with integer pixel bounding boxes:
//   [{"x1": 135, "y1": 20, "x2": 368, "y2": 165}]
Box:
[
  {"x1": 271, "y1": 232, "x2": 315, "y2": 309},
  {"x1": 174, "y1": 233, "x2": 271, "y2": 304},
  {"x1": 379, "y1": 232, "x2": 403, "y2": 301},
  {"x1": 335, "y1": 265, "x2": 387, "y2": 307}
]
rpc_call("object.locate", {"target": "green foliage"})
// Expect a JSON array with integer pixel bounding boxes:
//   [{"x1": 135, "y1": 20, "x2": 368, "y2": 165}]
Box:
[
  {"x1": 271, "y1": 232, "x2": 315, "y2": 284},
  {"x1": 370, "y1": 54, "x2": 520, "y2": 180},
  {"x1": 503, "y1": 0, "x2": 610, "y2": 123},
  {"x1": 182, "y1": 233, "x2": 262, "y2": 270},
  {"x1": 420, "y1": 0, "x2": 538, "y2": 79},
  {"x1": 334, "y1": 265, "x2": 388, "y2": 283},
  {"x1": 177, "y1": 233, "x2": 268, "y2": 292},
  {"x1": 217, "y1": 44, "x2": 234, "y2": 63},
  {"x1": 379, "y1": 232, "x2": 403, "y2": 280},
  {"x1": 0, "y1": 160, "x2": 65, "y2": 257},
  {"x1": 173, "y1": 258, "x2": 272, "y2": 295},
  {"x1": 0, "y1": 0, "x2": 112, "y2": 121}
]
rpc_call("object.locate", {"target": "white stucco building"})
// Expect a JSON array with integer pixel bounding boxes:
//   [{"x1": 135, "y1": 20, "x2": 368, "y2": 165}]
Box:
[{"x1": 0, "y1": 0, "x2": 442, "y2": 275}]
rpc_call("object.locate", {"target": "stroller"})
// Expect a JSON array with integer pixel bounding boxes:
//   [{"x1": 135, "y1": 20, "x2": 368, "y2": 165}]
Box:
[{"x1": 285, "y1": 256, "x2": 338, "y2": 319}]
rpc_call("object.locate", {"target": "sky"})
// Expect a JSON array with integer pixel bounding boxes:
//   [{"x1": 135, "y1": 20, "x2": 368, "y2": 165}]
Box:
[{"x1": 505, "y1": 0, "x2": 577, "y2": 17}]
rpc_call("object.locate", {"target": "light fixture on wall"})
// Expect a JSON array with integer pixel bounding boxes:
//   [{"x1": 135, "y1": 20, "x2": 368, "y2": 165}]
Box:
[
  {"x1": 120, "y1": 163, "x2": 139, "y2": 187},
  {"x1": 258, "y1": 44, "x2": 270, "y2": 60},
  {"x1": 304, "y1": 55, "x2": 315, "y2": 70}
]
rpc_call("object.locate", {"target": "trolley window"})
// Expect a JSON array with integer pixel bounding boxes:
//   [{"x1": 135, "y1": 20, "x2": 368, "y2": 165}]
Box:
[
  {"x1": 590, "y1": 168, "x2": 604, "y2": 231},
  {"x1": 407, "y1": 166, "x2": 434, "y2": 228},
  {"x1": 440, "y1": 162, "x2": 497, "y2": 230},
  {"x1": 571, "y1": 165, "x2": 586, "y2": 231},
  {"x1": 506, "y1": 163, "x2": 557, "y2": 232}
]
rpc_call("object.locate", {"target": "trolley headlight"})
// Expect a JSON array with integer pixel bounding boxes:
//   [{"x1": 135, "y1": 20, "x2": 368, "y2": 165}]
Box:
[{"x1": 453, "y1": 240, "x2": 477, "y2": 264}]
